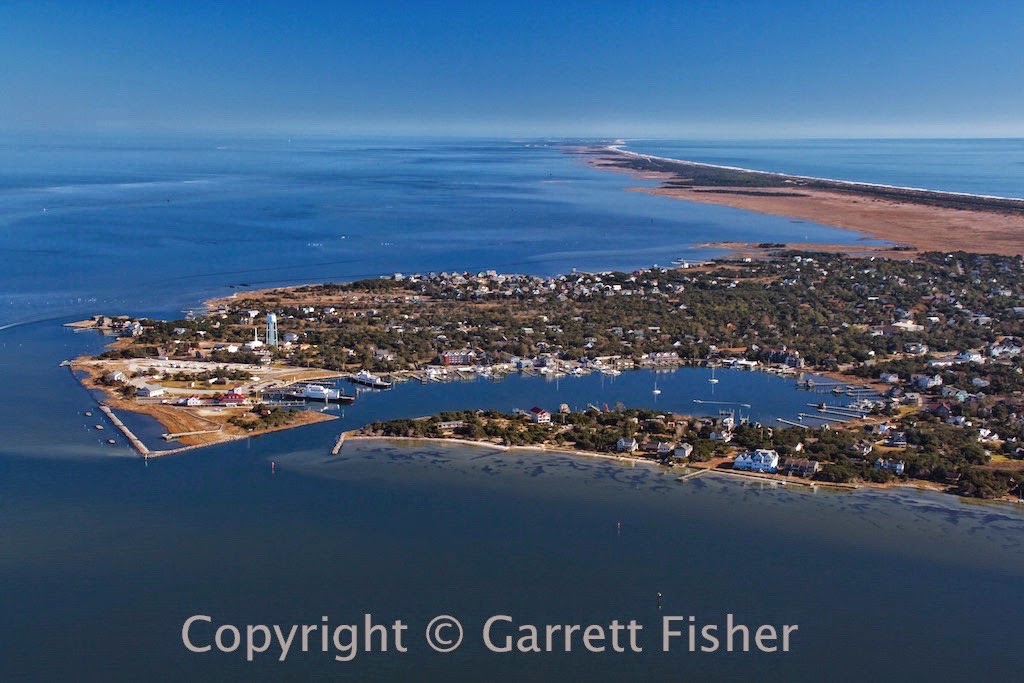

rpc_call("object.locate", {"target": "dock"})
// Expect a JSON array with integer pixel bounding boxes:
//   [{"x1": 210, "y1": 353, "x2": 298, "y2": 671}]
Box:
[
  {"x1": 798, "y1": 412, "x2": 849, "y2": 423},
  {"x1": 98, "y1": 404, "x2": 150, "y2": 457},
  {"x1": 331, "y1": 432, "x2": 346, "y2": 455},
  {"x1": 776, "y1": 417, "x2": 809, "y2": 429},
  {"x1": 806, "y1": 403, "x2": 868, "y2": 418},
  {"x1": 676, "y1": 468, "x2": 711, "y2": 482}
]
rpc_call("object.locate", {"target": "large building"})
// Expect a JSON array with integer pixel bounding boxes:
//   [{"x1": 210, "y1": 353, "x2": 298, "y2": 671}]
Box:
[{"x1": 733, "y1": 449, "x2": 780, "y2": 473}]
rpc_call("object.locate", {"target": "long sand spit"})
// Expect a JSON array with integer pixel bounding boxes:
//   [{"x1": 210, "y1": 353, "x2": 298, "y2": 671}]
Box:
[{"x1": 580, "y1": 145, "x2": 1024, "y2": 256}]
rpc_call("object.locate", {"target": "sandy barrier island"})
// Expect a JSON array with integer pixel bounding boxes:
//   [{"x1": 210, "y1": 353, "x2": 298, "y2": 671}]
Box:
[{"x1": 577, "y1": 144, "x2": 1024, "y2": 256}]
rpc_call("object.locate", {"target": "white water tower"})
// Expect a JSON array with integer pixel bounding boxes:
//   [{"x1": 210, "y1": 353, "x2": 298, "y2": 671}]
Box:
[{"x1": 266, "y1": 313, "x2": 278, "y2": 347}]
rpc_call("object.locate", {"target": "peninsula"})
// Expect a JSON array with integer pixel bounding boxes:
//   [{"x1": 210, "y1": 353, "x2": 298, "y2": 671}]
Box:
[
  {"x1": 71, "y1": 250, "x2": 1024, "y2": 499},
  {"x1": 579, "y1": 144, "x2": 1024, "y2": 257}
]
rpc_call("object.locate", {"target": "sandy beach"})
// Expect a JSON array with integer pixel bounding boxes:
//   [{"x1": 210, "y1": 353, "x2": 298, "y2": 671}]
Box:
[{"x1": 581, "y1": 145, "x2": 1024, "y2": 256}]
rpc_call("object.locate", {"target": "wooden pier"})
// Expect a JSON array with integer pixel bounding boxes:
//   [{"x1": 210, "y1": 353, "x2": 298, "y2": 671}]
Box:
[
  {"x1": 798, "y1": 412, "x2": 850, "y2": 423},
  {"x1": 98, "y1": 404, "x2": 150, "y2": 457},
  {"x1": 676, "y1": 468, "x2": 711, "y2": 482},
  {"x1": 331, "y1": 432, "x2": 347, "y2": 455},
  {"x1": 806, "y1": 403, "x2": 868, "y2": 418}
]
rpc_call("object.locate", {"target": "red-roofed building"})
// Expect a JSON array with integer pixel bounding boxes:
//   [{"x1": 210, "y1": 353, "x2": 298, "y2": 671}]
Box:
[{"x1": 219, "y1": 391, "x2": 247, "y2": 405}]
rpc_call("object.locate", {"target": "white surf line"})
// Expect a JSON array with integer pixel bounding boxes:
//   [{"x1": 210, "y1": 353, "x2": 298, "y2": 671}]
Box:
[{"x1": 606, "y1": 144, "x2": 1024, "y2": 204}]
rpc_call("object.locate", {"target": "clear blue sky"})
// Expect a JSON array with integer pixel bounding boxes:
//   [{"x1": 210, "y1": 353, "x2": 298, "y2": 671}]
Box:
[{"x1": 2, "y1": 0, "x2": 1022, "y2": 137}]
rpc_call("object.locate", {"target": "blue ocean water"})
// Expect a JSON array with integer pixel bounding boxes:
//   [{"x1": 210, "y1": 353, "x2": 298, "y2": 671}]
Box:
[
  {"x1": 0, "y1": 135, "x2": 881, "y2": 330},
  {"x1": 626, "y1": 138, "x2": 1024, "y2": 198},
  {"x1": 2, "y1": 136, "x2": 1023, "y2": 681}
]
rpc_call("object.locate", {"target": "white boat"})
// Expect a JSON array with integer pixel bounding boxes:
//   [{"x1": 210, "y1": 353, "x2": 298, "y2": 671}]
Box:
[
  {"x1": 653, "y1": 382, "x2": 662, "y2": 395},
  {"x1": 288, "y1": 383, "x2": 354, "y2": 403},
  {"x1": 709, "y1": 366, "x2": 719, "y2": 384},
  {"x1": 350, "y1": 369, "x2": 392, "y2": 389}
]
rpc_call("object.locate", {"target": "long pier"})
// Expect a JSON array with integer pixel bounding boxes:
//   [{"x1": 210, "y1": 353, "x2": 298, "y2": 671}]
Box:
[
  {"x1": 806, "y1": 403, "x2": 868, "y2": 418},
  {"x1": 98, "y1": 404, "x2": 150, "y2": 457},
  {"x1": 331, "y1": 432, "x2": 347, "y2": 455},
  {"x1": 798, "y1": 412, "x2": 849, "y2": 423}
]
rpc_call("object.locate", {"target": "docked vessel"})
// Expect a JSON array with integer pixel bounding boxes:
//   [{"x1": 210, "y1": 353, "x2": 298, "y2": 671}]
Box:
[
  {"x1": 349, "y1": 370, "x2": 392, "y2": 389},
  {"x1": 285, "y1": 383, "x2": 355, "y2": 403}
]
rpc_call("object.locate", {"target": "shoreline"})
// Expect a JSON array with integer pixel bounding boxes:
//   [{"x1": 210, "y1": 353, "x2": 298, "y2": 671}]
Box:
[
  {"x1": 607, "y1": 144, "x2": 1024, "y2": 203},
  {"x1": 579, "y1": 144, "x2": 1024, "y2": 256},
  {"x1": 342, "y1": 434, "x2": 666, "y2": 467},
  {"x1": 342, "y1": 434, "x2": 993, "y2": 503},
  {"x1": 70, "y1": 361, "x2": 339, "y2": 455}
]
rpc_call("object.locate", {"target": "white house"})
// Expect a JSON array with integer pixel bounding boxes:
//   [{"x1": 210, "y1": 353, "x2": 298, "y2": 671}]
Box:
[
  {"x1": 673, "y1": 443, "x2": 694, "y2": 459},
  {"x1": 874, "y1": 458, "x2": 906, "y2": 475},
  {"x1": 656, "y1": 441, "x2": 676, "y2": 457},
  {"x1": 709, "y1": 429, "x2": 733, "y2": 443},
  {"x1": 733, "y1": 449, "x2": 780, "y2": 473},
  {"x1": 913, "y1": 374, "x2": 943, "y2": 390},
  {"x1": 990, "y1": 341, "x2": 1022, "y2": 357},
  {"x1": 616, "y1": 436, "x2": 638, "y2": 453},
  {"x1": 528, "y1": 406, "x2": 551, "y2": 424}
]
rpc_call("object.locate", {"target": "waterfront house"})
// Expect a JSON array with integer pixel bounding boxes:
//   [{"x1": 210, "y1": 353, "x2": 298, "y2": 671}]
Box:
[
  {"x1": 218, "y1": 391, "x2": 246, "y2": 405},
  {"x1": 528, "y1": 406, "x2": 551, "y2": 424},
  {"x1": 673, "y1": 443, "x2": 694, "y2": 459},
  {"x1": 103, "y1": 371, "x2": 126, "y2": 384},
  {"x1": 436, "y1": 420, "x2": 465, "y2": 431},
  {"x1": 733, "y1": 449, "x2": 780, "y2": 473},
  {"x1": 616, "y1": 436, "x2": 638, "y2": 453},
  {"x1": 874, "y1": 458, "x2": 906, "y2": 475},
  {"x1": 121, "y1": 321, "x2": 143, "y2": 338},
  {"x1": 782, "y1": 457, "x2": 820, "y2": 477}
]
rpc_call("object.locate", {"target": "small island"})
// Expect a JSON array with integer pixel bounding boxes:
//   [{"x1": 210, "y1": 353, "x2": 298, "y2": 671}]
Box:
[{"x1": 69, "y1": 249, "x2": 1024, "y2": 500}]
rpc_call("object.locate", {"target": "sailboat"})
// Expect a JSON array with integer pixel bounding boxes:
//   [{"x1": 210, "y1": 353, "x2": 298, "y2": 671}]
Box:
[
  {"x1": 652, "y1": 381, "x2": 662, "y2": 395},
  {"x1": 708, "y1": 365, "x2": 719, "y2": 384}
]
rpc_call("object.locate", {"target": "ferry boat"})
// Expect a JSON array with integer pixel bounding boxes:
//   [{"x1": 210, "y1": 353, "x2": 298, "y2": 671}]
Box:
[
  {"x1": 286, "y1": 383, "x2": 355, "y2": 403},
  {"x1": 349, "y1": 370, "x2": 392, "y2": 389}
]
